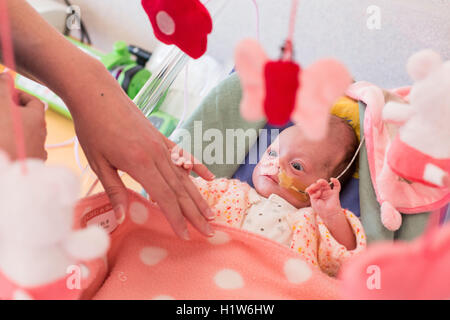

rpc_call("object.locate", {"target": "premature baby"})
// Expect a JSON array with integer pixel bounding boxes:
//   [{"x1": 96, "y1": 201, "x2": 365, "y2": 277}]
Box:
[{"x1": 173, "y1": 115, "x2": 366, "y2": 276}]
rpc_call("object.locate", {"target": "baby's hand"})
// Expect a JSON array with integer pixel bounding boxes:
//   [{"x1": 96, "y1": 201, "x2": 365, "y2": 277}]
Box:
[
  {"x1": 170, "y1": 146, "x2": 194, "y2": 173},
  {"x1": 306, "y1": 178, "x2": 342, "y2": 219}
]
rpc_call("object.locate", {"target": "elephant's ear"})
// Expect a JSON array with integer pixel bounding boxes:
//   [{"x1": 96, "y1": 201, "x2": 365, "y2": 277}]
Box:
[{"x1": 407, "y1": 49, "x2": 442, "y2": 82}]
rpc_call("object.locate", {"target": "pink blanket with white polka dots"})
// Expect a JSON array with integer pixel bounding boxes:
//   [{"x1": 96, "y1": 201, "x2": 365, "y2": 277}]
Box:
[{"x1": 76, "y1": 190, "x2": 341, "y2": 300}]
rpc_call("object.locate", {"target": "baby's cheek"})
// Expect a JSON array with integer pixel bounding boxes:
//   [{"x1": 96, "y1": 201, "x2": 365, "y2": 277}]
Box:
[{"x1": 257, "y1": 157, "x2": 280, "y2": 175}]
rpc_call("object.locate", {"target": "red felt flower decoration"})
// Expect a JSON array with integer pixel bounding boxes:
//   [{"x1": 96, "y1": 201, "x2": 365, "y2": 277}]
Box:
[{"x1": 141, "y1": 0, "x2": 213, "y2": 59}]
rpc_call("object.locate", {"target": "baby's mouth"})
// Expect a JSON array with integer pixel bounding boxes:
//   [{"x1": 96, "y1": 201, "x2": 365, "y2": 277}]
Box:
[{"x1": 263, "y1": 174, "x2": 279, "y2": 184}]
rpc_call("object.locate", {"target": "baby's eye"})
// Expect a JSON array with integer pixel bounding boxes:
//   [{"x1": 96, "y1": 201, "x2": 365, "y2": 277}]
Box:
[
  {"x1": 268, "y1": 150, "x2": 278, "y2": 157},
  {"x1": 291, "y1": 162, "x2": 304, "y2": 171}
]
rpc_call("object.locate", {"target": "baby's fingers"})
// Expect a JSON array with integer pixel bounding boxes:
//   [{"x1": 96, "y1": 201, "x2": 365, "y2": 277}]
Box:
[
  {"x1": 183, "y1": 161, "x2": 194, "y2": 171},
  {"x1": 305, "y1": 183, "x2": 319, "y2": 195},
  {"x1": 168, "y1": 144, "x2": 213, "y2": 180},
  {"x1": 171, "y1": 150, "x2": 180, "y2": 163},
  {"x1": 192, "y1": 162, "x2": 214, "y2": 181},
  {"x1": 307, "y1": 179, "x2": 328, "y2": 193},
  {"x1": 306, "y1": 180, "x2": 324, "y2": 196},
  {"x1": 330, "y1": 178, "x2": 341, "y2": 193}
]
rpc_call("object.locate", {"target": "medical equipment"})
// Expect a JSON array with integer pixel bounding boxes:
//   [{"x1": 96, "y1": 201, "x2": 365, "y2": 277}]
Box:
[
  {"x1": 10, "y1": 37, "x2": 179, "y2": 137},
  {"x1": 134, "y1": 47, "x2": 188, "y2": 118},
  {"x1": 26, "y1": 0, "x2": 67, "y2": 33},
  {"x1": 15, "y1": 38, "x2": 151, "y2": 117}
]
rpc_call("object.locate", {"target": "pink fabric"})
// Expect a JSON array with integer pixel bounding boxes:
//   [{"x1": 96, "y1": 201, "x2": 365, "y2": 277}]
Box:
[
  {"x1": 388, "y1": 136, "x2": 450, "y2": 187},
  {"x1": 0, "y1": 271, "x2": 80, "y2": 300},
  {"x1": 340, "y1": 223, "x2": 450, "y2": 300},
  {"x1": 0, "y1": 258, "x2": 105, "y2": 300},
  {"x1": 380, "y1": 201, "x2": 402, "y2": 231},
  {"x1": 193, "y1": 177, "x2": 366, "y2": 277},
  {"x1": 77, "y1": 190, "x2": 343, "y2": 300},
  {"x1": 346, "y1": 82, "x2": 450, "y2": 214},
  {"x1": 2, "y1": 185, "x2": 364, "y2": 300}
]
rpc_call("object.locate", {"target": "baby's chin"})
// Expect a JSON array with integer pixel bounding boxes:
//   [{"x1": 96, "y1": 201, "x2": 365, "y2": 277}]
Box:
[{"x1": 252, "y1": 174, "x2": 310, "y2": 209}]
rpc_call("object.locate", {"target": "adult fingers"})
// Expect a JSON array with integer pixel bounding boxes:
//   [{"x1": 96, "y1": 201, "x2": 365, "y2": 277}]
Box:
[
  {"x1": 96, "y1": 162, "x2": 129, "y2": 224},
  {"x1": 17, "y1": 91, "x2": 45, "y2": 110},
  {"x1": 18, "y1": 102, "x2": 47, "y2": 160},
  {"x1": 129, "y1": 154, "x2": 190, "y2": 240},
  {"x1": 175, "y1": 163, "x2": 214, "y2": 221},
  {"x1": 164, "y1": 136, "x2": 214, "y2": 181},
  {"x1": 155, "y1": 154, "x2": 215, "y2": 236},
  {"x1": 0, "y1": 73, "x2": 14, "y2": 99},
  {"x1": 162, "y1": 143, "x2": 213, "y2": 220},
  {"x1": 121, "y1": 132, "x2": 198, "y2": 239},
  {"x1": 192, "y1": 162, "x2": 215, "y2": 181}
]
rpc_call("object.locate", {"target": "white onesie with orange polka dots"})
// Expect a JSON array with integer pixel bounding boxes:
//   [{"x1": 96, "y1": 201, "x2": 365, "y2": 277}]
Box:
[{"x1": 193, "y1": 177, "x2": 366, "y2": 276}]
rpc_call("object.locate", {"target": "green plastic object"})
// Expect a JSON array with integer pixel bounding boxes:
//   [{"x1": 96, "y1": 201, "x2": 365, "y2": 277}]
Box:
[
  {"x1": 14, "y1": 38, "x2": 153, "y2": 118},
  {"x1": 14, "y1": 74, "x2": 72, "y2": 119},
  {"x1": 67, "y1": 37, "x2": 105, "y2": 60},
  {"x1": 101, "y1": 41, "x2": 131, "y2": 69},
  {"x1": 14, "y1": 38, "x2": 178, "y2": 137},
  {"x1": 148, "y1": 110, "x2": 178, "y2": 137},
  {"x1": 116, "y1": 64, "x2": 152, "y2": 100},
  {"x1": 101, "y1": 41, "x2": 153, "y2": 100}
]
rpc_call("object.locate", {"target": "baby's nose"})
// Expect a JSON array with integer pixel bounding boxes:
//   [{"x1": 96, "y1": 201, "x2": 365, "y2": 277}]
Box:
[{"x1": 259, "y1": 158, "x2": 280, "y2": 175}]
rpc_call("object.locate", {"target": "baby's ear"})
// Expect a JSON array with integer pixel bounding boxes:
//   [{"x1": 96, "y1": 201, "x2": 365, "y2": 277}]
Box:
[{"x1": 407, "y1": 49, "x2": 442, "y2": 81}]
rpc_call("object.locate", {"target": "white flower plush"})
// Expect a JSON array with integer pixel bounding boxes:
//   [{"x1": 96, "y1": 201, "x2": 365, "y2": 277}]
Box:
[{"x1": 0, "y1": 152, "x2": 109, "y2": 289}]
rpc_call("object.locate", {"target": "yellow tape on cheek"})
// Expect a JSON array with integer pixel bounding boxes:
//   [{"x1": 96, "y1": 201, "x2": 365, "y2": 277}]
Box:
[{"x1": 278, "y1": 170, "x2": 310, "y2": 202}]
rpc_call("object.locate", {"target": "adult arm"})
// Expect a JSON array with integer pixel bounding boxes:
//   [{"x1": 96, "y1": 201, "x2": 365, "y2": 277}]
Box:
[{"x1": 1, "y1": 0, "x2": 215, "y2": 239}]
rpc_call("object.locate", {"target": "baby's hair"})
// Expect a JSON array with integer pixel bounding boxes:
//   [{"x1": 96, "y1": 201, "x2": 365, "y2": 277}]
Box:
[{"x1": 327, "y1": 116, "x2": 359, "y2": 186}]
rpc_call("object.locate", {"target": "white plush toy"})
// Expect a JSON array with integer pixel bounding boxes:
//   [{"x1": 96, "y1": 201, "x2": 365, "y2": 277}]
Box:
[
  {"x1": 0, "y1": 153, "x2": 109, "y2": 299},
  {"x1": 383, "y1": 49, "x2": 450, "y2": 188}
]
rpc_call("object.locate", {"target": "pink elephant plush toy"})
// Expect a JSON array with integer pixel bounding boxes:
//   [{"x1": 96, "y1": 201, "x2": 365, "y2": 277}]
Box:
[
  {"x1": 0, "y1": 153, "x2": 109, "y2": 300},
  {"x1": 347, "y1": 50, "x2": 450, "y2": 231},
  {"x1": 383, "y1": 49, "x2": 450, "y2": 189}
]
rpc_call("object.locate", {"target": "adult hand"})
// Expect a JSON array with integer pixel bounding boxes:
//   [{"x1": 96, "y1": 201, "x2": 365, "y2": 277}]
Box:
[
  {"x1": 0, "y1": 73, "x2": 47, "y2": 160},
  {"x1": 71, "y1": 76, "x2": 215, "y2": 240},
  {"x1": 2, "y1": 0, "x2": 215, "y2": 240}
]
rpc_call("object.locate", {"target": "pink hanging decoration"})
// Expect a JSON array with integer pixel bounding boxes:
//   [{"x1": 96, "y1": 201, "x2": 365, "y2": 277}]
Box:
[
  {"x1": 235, "y1": 0, "x2": 352, "y2": 138},
  {"x1": 235, "y1": 39, "x2": 352, "y2": 139}
]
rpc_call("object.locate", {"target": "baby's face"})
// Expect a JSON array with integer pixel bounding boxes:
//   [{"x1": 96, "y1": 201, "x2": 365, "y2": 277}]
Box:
[{"x1": 252, "y1": 125, "x2": 346, "y2": 208}]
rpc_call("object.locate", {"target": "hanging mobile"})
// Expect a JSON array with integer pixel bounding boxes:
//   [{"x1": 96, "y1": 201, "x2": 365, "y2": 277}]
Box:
[
  {"x1": 235, "y1": 0, "x2": 353, "y2": 141},
  {"x1": 141, "y1": 0, "x2": 213, "y2": 59}
]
